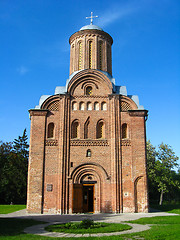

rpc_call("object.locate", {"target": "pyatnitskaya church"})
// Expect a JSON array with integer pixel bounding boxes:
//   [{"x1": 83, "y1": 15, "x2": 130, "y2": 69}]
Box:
[{"x1": 27, "y1": 16, "x2": 149, "y2": 214}]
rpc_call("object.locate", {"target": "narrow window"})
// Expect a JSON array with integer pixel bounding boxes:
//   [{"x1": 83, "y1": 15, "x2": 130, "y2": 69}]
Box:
[
  {"x1": 94, "y1": 102, "x2": 99, "y2": 110},
  {"x1": 122, "y1": 123, "x2": 128, "y2": 139},
  {"x1": 89, "y1": 41, "x2": 92, "y2": 69},
  {"x1": 71, "y1": 121, "x2": 79, "y2": 139},
  {"x1": 78, "y1": 42, "x2": 82, "y2": 70},
  {"x1": 107, "y1": 44, "x2": 111, "y2": 73},
  {"x1": 86, "y1": 86, "x2": 92, "y2": 95},
  {"x1": 86, "y1": 149, "x2": 91, "y2": 157},
  {"x1": 87, "y1": 102, "x2": 92, "y2": 110},
  {"x1": 72, "y1": 101, "x2": 77, "y2": 110},
  {"x1": 101, "y1": 102, "x2": 107, "y2": 110},
  {"x1": 99, "y1": 41, "x2": 103, "y2": 70},
  {"x1": 48, "y1": 123, "x2": 54, "y2": 138},
  {"x1": 97, "y1": 121, "x2": 105, "y2": 139},
  {"x1": 84, "y1": 117, "x2": 90, "y2": 139},
  {"x1": 79, "y1": 102, "x2": 85, "y2": 110}
]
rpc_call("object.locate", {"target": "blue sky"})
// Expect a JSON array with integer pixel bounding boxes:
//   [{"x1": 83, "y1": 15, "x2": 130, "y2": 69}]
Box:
[{"x1": 0, "y1": 0, "x2": 179, "y2": 165}]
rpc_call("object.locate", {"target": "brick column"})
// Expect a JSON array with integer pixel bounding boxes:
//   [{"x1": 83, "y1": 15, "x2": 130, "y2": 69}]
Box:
[{"x1": 27, "y1": 109, "x2": 48, "y2": 213}]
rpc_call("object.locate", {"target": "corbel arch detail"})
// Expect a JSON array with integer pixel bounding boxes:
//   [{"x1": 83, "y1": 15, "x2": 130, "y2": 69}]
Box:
[
  {"x1": 70, "y1": 162, "x2": 110, "y2": 184},
  {"x1": 41, "y1": 95, "x2": 61, "y2": 111},
  {"x1": 120, "y1": 95, "x2": 138, "y2": 111}
]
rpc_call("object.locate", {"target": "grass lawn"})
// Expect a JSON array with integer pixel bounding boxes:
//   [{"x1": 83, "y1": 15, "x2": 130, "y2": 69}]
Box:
[
  {"x1": 0, "y1": 204, "x2": 179, "y2": 239},
  {"x1": 124, "y1": 215, "x2": 180, "y2": 240},
  {"x1": 123, "y1": 206, "x2": 180, "y2": 240},
  {"x1": 0, "y1": 205, "x2": 26, "y2": 214},
  {"x1": 46, "y1": 221, "x2": 131, "y2": 234}
]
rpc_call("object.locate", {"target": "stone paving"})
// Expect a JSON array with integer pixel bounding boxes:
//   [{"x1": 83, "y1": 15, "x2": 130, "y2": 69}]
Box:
[
  {"x1": 24, "y1": 222, "x2": 151, "y2": 238},
  {"x1": 0, "y1": 209, "x2": 178, "y2": 238}
]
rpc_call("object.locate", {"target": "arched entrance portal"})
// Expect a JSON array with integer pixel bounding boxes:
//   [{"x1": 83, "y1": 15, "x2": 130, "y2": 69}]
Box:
[{"x1": 70, "y1": 163, "x2": 110, "y2": 213}]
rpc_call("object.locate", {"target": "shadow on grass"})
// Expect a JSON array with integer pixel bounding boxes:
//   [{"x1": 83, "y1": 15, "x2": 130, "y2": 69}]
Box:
[
  {"x1": 0, "y1": 218, "x2": 44, "y2": 237},
  {"x1": 150, "y1": 203, "x2": 180, "y2": 214}
]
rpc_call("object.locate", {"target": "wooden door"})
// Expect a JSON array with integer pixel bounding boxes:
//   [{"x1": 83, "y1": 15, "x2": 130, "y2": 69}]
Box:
[
  {"x1": 83, "y1": 184, "x2": 94, "y2": 213},
  {"x1": 73, "y1": 184, "x2": 83, "y2": 213}
]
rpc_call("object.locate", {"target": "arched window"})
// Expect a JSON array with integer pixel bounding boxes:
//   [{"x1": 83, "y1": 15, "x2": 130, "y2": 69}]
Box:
[
  {"x1": 86, "y1": 149, "x2": 91, "y2": 157},
  {"x1": 86, "y1": 86, "x2": 92, "y2": 95},
  {"x1": 94, "y1": 102, "x2": 99, "y2": 110},
  {"x1": 99, "y1": 41, "x2": 103, "y2": 70},
  {"x1": 122, "y1": 123, "x2": 128, "y2": 139},
  {"x1": 97, "y1": 121, "x2": 105, "y2": 139},
  {"x1": 101, "y1": 102, "x2": 107, "y2": 110},
  {"x1": 72, "y1": 101, "x2": 77, "y2": 110},
  {"x1": 71, "y1": 121, "x2": 79, "y2": 139},
  {"x1": 79, "y1": 102, "x2": 85, "y2": 110},
  {"x1": 48, "y1": 123, "x2": 54, "y2": 138},
  {"x1": 89, "y1": 41, "x2": 92, "y2": 69},
  {"x1": 78, "y1": 42, "x2": 82, "y2": 70},
  {"x1": 107, "y1": 44, "x2": 111, "y2": 73},
  {"x1": 87, "y1": 102, "x2": 92, "y2": 110},
  {"x1": 84, "y1": 117, "x2": 90, "y2": 139}
]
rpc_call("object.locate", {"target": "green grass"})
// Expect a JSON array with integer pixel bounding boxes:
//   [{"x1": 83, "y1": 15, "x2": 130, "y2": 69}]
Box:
[
  {"x1": 46, "y1": 221, "x2": 131, "y2": 234},
  {"x1": 0, "y1": 205, "x2": 26, "y2": 214},
  {"x1": 127, "y1": 215, "x2": 180, "y2": 225},
  {"x1": 0, "y1": 215, "x2": 180, "y2": 240},
  {"x1": 0, "y1": 218, "x2": 125, "y2": 240},
  {"x1": 123, "y1": 215, "x2": 180, "y2": 240},
  {"x1": 0, "y1": 203, "x2": 179, "y2": 239}
]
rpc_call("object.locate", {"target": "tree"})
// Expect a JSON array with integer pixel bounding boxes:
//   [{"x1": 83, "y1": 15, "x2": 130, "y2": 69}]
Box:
[
  {"x1": 146, "y1": 140, "x2": 159, "y2": 202},
  {"x1": 156, "y1": 143, "x2": 179, "y2": 205},
  {"x1": 146, "y1": 141, "x2": 180, "y2": 205},
  {"x1": 0, "y1": 129, "x2": 29, "y2": 204},
  {"x1": 13, "y1": 129, "x2": 29, "y2": 159}
]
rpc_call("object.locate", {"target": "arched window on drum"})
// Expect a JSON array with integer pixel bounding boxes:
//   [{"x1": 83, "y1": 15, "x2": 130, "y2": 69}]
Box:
[
  {"x1": 78, "y1": 41, "x2": 82, "y2": 70},
  {"x1": 89, "y1": 41, "x2": 92, "y2": 69}
]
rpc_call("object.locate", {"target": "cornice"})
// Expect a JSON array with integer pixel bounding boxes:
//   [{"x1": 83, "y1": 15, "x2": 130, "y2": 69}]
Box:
[
  {"x1": 128, "y1": 110, "x2": 148, "y2": 117},
  {"x1": 29, "y1": 109, "x2": 48, "y2": 116},
  {"x1": 69, "y1": 29, "x2": 113, "y2": 45}
]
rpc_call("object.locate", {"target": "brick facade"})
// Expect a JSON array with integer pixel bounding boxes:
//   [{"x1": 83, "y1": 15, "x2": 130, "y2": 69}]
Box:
[{"x1": 27, "y1": 24, "x2": 149, "y2": 214}]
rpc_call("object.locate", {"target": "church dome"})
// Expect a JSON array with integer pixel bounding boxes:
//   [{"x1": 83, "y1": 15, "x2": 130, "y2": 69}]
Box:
[{"x1": 80, "y1": 24, "x2": 103, "y2": 31}]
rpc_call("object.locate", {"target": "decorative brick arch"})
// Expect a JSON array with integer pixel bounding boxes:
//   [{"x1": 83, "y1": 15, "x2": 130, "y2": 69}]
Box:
[
  {"x1": 70, "y1": 162, "x2": 110, "y2": 184},
  {"x1": 41, "y1": 95, "x2": 61, "y2": 110},
  {"x1": 67, "y1": 69, "x2": 113, "y2": 96},
  {"x1": 134, "y1": 176, "x2": 145, "y2": 213},
  {"x1": 120, "y1": 95, "x2": 138, "y2": 111},
  {"x1": 70, "y1": 163, "x2": 111, "y2": 213}
]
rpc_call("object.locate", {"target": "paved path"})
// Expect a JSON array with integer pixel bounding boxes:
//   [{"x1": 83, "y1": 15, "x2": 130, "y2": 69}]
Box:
[
  {"x1": 24, "y1": 222, "x2": 151, "y2": 238},
  {"x1": 0, "y1": 209, "x2": 178, "y2": 238}
]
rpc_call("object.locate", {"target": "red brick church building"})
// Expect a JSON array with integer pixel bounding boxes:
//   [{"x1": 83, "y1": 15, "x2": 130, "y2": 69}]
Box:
[{"x1": 27, "y1": 20, "x2": 149, "y2": 214}]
